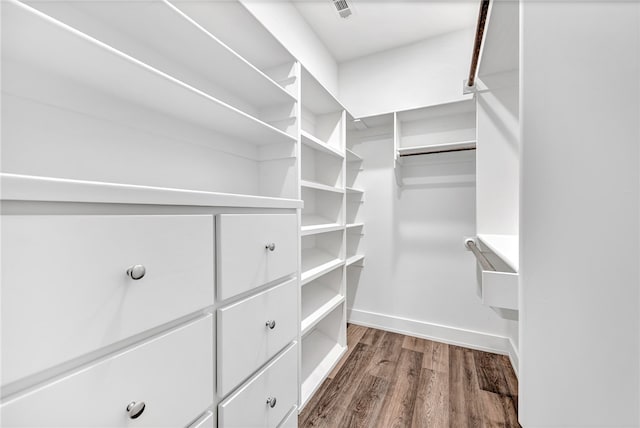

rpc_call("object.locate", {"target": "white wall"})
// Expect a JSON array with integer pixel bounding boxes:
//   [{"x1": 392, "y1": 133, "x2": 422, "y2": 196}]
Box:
[
  {"x1": 240, "y1": 0, "x2": 339, "y2": 96},
  {"x1": 348, "y1": 132, "x2": 518, "y2": 358},
  {"x1": 520, "y1": 1, "x2": 640, "y2": 426},
  {"x1": 338, "y1": 28, "x2": 474, "y2": 118}
]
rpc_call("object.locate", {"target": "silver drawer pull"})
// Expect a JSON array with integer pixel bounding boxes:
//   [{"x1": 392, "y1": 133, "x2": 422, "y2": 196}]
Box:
[
  {"x1": 265, "y1": 243, "x2": 276, "y2": 252},
  {"x1": 126, "y1": 265, "x2": 146, "y2": 280},
  {"x1": 126, "y1": 401, "x2": 146, "y2": 419},
  {"x1": 265, "y1": 320, "x2": 276, "y2": 329},
  {"x1": 266, "y1": 397, "x2": 277, "y2": 408}
]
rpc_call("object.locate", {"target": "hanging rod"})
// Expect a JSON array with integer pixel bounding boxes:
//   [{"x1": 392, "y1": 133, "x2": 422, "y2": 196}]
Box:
[
  {"x1": 465, "y1": 238, "x2": 496, "y2": 271},
  {"x1": 397, "y1": 141, "x2": 476, "y2": 157},
  {"x1": 467, "y1": 0, "x2": 491, "y2": 88}
]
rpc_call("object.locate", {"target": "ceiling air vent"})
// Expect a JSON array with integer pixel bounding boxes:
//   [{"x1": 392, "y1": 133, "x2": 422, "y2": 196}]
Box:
[{"x1": 332, "y1": 0, "x2": 352, "y2": 18}]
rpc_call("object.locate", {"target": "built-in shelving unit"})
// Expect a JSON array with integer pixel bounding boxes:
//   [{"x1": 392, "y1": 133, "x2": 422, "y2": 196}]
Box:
[
  {"x1": 299, "y1": 68, "x2": 347, "y2": 408},
  {"x1": 5, "y1": 0, "x2": 298, "y2": 200}
]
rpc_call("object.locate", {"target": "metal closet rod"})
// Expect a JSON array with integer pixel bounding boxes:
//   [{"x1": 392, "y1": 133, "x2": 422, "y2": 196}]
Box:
[
  {"x1": 468, "y1": 0, "x2": 491, "y2": 88},
  {"x1": 465, "y1": 239, "x2": 496, "y2": 271},
  {"x1": 398, "y1": 147, "x2": 476, "y2": 157}
]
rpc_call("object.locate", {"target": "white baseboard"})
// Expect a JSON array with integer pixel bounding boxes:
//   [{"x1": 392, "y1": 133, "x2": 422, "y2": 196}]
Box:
[{"x1": 348, "y1": 308, "x2": 519, "y2": 377}]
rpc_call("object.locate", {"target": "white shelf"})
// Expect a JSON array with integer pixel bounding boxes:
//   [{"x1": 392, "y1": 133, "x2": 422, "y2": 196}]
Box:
[
  {"x1": 346, "y1": 149, "x2": 363, "y2": 163},
  {"x1": 301, "y1": 329, "x2": 347, "y2": 407},
  {"x1": 301, "y1": 288, "x2": 345, "y2": 336},
  {"x1": 301, "y1": 180, "x2": 344, "y2": 195},
  {"x1": 301, "y1": 67, "x2": 345, "y2": 115},
  {"x1": 397, "y1": 140, "x2": 476, "y2": 158},
  {"x1": 301, "y1": 248, "x2": 344, "y2": 285},
  {"x1": 346, "y1": 187, "x2": 365, "y2": 194},
  {"x1": 346, "y1": 222, "x2": 365, "y2": 230},
  {"x1": 0, "y1": 173, "x2": 303, "y2": 209},
  {"x1": 29, "y1": 0, "x2": 295, "y2": 110},
  {"x1": 301, "y1": 130, "x2": 345, "y2": 159},
  {"x1": 5, "y1": 1, "x2": 295, "y2": 147},
  {"x1": 301, "y1": 223, "x2": 344, "y2": 236},
  {"x1": 477, "y1": 234, "x2": 519, "y2": 272},
  {"x1": 346, "y1": 255, "x2": 365, "y2": 266}
]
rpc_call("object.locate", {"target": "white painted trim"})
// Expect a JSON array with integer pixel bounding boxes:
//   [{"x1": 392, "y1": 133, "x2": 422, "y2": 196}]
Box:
[{"x1": 348, "y1": 308, "x2": 519, "y2": 377}]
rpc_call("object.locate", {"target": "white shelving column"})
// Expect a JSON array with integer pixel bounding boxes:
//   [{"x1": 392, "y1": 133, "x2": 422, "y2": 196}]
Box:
[{"x1": 299, "y1": 67, "x2": 347, "y2": 408}]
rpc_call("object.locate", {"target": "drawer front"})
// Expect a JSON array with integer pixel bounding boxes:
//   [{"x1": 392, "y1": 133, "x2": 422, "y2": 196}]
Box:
[
  {"x1": 218, "y1": 278, "x2": 297, "y2": 396},
  {"x1": 277, "y1": 407, "x2": 298, "y2": 428},
  {"x1": 1, "y1": 215, "x2": 214, "y2": 384},
  {"x1": 481, "y1": 270, "x2": 518, "y2": 310},
  {"x1": 219, "y1": 342, "x2": 298, "y2": 428},
  {"x1": 188, "y1": 411, "x2": 215, "y2": 428},
  {"x1": 217, "y1": 214, "x2": 297, "y2": 300},
  {"x1": 1, "y1": 316, "x2": 214, "y2": 427}
]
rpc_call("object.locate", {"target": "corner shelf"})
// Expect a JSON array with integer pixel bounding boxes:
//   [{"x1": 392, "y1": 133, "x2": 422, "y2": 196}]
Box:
[{"x1": 5, "y1": 0, "x2": 296, "y2": 147}]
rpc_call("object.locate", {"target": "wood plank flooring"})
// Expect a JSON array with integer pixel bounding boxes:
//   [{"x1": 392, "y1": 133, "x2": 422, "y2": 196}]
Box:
[{"x1": 299, "y1": 325, "x2": 520, "y2": 428}]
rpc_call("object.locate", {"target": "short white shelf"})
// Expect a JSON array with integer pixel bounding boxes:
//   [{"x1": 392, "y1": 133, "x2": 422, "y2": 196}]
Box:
[
  {"x1": 301, "y1": 215, "x2": 343, "y2": 236},
  {"x1": 301, "y1": 180, "x2": 344, "y2": 195},
  {"x1": 346, "y1": 254, "x2": 365, "y2": 266},
  {"x1": 301, "y1": 329, "x2": 347, "y2": 407},
  {"x1": 346, "y1": 222, "x2": 364, "y2": 230},
  {"x1": 5, "y1": 1, "x2": 295, "y2": 147},
  {"x1": 346, "y1": 149, "x2": 363, "y2": 163},
  {"x1": 301, "y1": 130, "x2": 344, "y2": 159},
  {"x1": 301, "y1": 288, "x2": 345, "y2": 336},
  {"x1": 301, "y1": 248, "x2": 344, "y2": 286},
  {"x1": 0, "y1": 174, "x2": 303, "y2": 209},
  {"x1": 346, "y1": 187, "x2": 365, "y2": 194},
  {"x1": 477, "y1": 234, "x2": 519, "y2": 272}
]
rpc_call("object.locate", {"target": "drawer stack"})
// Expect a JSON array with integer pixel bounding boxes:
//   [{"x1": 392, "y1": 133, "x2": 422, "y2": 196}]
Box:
[
  {"x1": 216, "y1": 214, "x2": 299, "y2": 428},
  {"x1": 1, "y1": 215, "x2": 216, "y2": 427}
]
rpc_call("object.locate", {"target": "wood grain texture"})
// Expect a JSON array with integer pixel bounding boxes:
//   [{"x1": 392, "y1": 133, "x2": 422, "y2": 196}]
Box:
[{"x1": 300, "y1": 325, "x2": 521, "y2": 428}]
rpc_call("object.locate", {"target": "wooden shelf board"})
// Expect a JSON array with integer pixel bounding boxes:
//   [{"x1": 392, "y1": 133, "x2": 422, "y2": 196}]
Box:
[
  {"x1": 301, "y1": 130, "x2": 345, "y2": 159},
  {"x1": 5, "y1": 1, "x2": 295, "y2": 147},
  {"x1": 301, "y1": 288, "x2": 345, "y2": 336},
  {"x1": 301, "y1": 248, "x2": 344, "y2": 285},
  {"x1": 301, "y1": 329, "x2": 347, "y2": 408},
  {"x1": 301, "y1": 180, "x2": 344, "y2": 194},
  {"x1": 0, "y1": 173, "x2": 303, "y2": 209}
]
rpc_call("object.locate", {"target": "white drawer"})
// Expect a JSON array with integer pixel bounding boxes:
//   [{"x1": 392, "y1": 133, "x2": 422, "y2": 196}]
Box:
[
  {"x1": 1, "y1": 215, "x2": 214, "y2": 384},
  {"x1": 219, "y1": 342, "x2": 298, "y2": 428},
  {"x1": 277, "y1": 407, "x2": 298, "y2": 428},
  {"x1": 218, "y1": 278, "x2": 297, "y2": 396},
  {"x1": 217, "y1": 214, "x2": 297, "y2": 300},
  {"x1": 481, "y1": 269, "x2": 518, "y2": 310},
  {"x1": 1, "y1": 315, "x2": 214, "y2": 427}
]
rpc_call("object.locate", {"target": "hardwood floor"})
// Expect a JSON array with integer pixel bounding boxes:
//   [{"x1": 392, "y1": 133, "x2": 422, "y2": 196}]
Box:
[{"x1": 299, "y1": 325, "x2": 520, "y2": 428}]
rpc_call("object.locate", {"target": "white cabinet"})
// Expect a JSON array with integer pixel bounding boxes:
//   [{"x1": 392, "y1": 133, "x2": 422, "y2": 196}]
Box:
[
  {"x1": 1, "y1": 214, "x2": 214, "y2": 385},
  {"x1": 1, "y1": 316, "x2": 214, "y2": 427},
  {"x1": 218, "y1": 343, "x2": 298, "y2": 428},
  {"x1": 217, "y1": 278, "x2": 298, "y2": 396},
  {"x1": 217, "y1": 214, "x2": 297, "y2": 300}
]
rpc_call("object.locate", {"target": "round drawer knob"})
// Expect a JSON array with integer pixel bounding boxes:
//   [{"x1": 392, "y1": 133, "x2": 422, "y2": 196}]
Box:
[
  {"x1": 126, "y1": 265, "x2": 146, "y2": 280},
  {"x1": 265, "y1": 243, "x2": 276, "y2": 252},
  {"x1": 265, "y1": 320, "x2": 276, "y2": 329},
  {"x1": 126, "y1": 401, "x2": 146, "y2": 419},
  {"x1": 266, "y1": 397, "x2": 277, "y2": 408}
]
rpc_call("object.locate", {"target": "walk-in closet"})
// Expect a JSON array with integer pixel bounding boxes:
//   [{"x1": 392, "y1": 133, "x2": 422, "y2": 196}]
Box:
[{"x1": 2, "y1": 0, "x2": 639, "y2": 427}]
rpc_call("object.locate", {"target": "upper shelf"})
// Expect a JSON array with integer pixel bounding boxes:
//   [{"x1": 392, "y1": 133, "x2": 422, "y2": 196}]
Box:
[
  {"x1": 301, "y1": 131, "x2": 345, "y2": 159},
  {"x1": 24, "y1": 0, "x2": 295, "y2": 111},
  {"x1": 0, "y1": 174, "x2": 303, "y2": 209},
  {"x1": 5, "y1": 0, "x2": 296, "y2": 147},
  {"x1": 301, "y1": 67, "x2": 344, "y2": 115},
  {"x1": 477, "y1": 234, "x2": 519, "y2": 272}
]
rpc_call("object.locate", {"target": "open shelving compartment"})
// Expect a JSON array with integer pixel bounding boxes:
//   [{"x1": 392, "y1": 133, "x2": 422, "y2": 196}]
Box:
[
  {"x1": 301, "y1": 185, "x2": 345, "y2": 236},
  {"x1": 300, "y1": 302, "x2": 347, "y2": 407},
  {"x1": 301, "y1": 230, "x2": 345, "y2": 286},
  {"x1": 301, "y1": 267, "x2": 345, "y2": 336},
  {"x1": 4, "y1": 0, "x2": 300, "y2": 201}
]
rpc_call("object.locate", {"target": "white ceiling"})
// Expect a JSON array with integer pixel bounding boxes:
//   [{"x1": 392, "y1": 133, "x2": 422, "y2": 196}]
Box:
[{"x1": 293, "y1": 0, "x2": 479, "y2": 62}]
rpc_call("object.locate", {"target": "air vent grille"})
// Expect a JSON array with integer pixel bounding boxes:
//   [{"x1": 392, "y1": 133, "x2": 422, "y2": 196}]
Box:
[{"x1": 332, "y1": 0, "x2": 352, "y2": 18}]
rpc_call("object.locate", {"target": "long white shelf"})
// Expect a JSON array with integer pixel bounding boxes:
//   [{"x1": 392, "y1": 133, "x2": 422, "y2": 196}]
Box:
[
  {"x1": 301, "y1": 288, "x2": 345, "y2": 336},
  {"x1": 301, "y1": 248, "x2": 344, "y2": 285},
  {"x1": 301, "y1": 223, "x2": 344, "y2": 237},
  {"x1": 301, "y1": 329, "x2": 347, "y2": 407},
  {"x1": 397, "y1": 140, "x2": 476, "y2": 158},
  {"x1": 346, "y1": 222, "x2": 364, "y2": 230},
  {"x1": 346, "y1": 149, "x2": 363, "y2": 163},
  {"x1": 0, "y1": 173, "x2": 303, "y2": 209},
  {"x1": 477, "y1": 234, "x2": 519, "y2": 272},
  {"x1": 346, "y1": 187, "x2": 365, "y2": 194},
  {"x1": 5, "y1": 0, "x2": 296, "y2": 147},
  {"x1": 301, "y1": 180, "x2": 344, "y2": 195},
  {"x1": 301, "y1": 130, "x2": 345, "y2": 159},
  {"x1": 30, "y1": 0, "x2": 295, "y2": 110}
]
